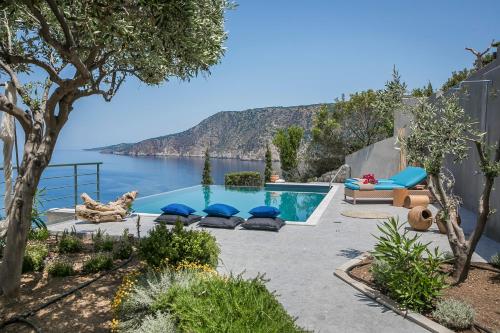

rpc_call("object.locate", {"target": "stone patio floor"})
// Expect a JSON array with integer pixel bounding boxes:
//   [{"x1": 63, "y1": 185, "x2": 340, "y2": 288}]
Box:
[{"x1": 48, "y1": 185, "x2": 500, "y2": 333}]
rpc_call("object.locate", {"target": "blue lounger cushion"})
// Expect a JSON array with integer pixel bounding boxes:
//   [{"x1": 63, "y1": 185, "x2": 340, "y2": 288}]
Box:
[
  {"x1": 344, "y1": 182, "x2": 405, "y2": 190},
  {"x1": 345, "y1": 178, "x2": 394, "y2": 184},
  {"x1": 344, "y1": 167, "x2": 427, "y2": 189},
  {"x1": 389, "y1": 166, "x2": 427, "y2": 188}
]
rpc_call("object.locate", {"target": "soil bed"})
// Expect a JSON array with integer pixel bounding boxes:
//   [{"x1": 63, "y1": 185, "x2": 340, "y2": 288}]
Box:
[
  {"x1": 350, "y1": 258, "x2": 500, "y2": 332},
  {"x1": 0, "y1": 236, "x2": 139, "y2": 333}
]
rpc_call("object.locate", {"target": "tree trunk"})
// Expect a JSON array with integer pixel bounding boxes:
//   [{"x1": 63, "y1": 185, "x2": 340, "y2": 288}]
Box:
[{"x1": 0, "y1": 135, "x2": 53, "y2": 297}]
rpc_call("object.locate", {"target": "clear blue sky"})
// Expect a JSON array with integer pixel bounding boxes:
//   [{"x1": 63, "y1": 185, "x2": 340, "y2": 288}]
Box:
[{"x1": 49, "y1": 0, "x2": 500, "y2": 148}]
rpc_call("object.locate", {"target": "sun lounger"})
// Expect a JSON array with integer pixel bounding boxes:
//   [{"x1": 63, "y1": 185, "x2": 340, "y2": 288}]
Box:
[{"x1": 344, "y1": 166, "x2": 430, "y2": 204}]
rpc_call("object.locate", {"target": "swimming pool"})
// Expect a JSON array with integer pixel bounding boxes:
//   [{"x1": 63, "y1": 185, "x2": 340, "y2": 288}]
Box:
[{"x1": 133, "y1": 185, "x2": 328, "y2": 222}]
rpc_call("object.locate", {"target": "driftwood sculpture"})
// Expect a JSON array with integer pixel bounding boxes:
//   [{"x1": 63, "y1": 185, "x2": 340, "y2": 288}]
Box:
[{"x1": 76, "y1": 191, "x2": 138, "y2": 223}]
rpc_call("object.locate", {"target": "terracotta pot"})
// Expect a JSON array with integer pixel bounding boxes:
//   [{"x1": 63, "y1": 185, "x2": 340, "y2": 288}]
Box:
[
  {"x1": 408, "y1": 206, "x2": 433, "y2": 231},
  {"x1": 270, "y1": 174, "x2": 279, "y2": 183},
  {"x1": 403, "y1": 195, "x2": 429, "y2": 209}
]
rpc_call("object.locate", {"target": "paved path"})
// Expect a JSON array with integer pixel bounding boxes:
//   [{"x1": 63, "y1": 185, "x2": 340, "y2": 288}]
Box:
[{"x1": 48, "y1": 185, "x2": 500, "y2": 333}]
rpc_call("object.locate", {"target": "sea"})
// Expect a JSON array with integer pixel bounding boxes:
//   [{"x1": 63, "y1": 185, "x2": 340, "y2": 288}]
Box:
[{"x1": 0, "y1": 149, "x2": 270, "y2": 212}]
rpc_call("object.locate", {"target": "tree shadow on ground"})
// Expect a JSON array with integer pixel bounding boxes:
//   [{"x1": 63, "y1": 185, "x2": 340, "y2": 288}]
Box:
[
  {"x1": 337, "y1": 248, "x2": 363, "y2": 259},
  {"x1": 354, "y1": 292, "x2": 391, "y2": 313}
]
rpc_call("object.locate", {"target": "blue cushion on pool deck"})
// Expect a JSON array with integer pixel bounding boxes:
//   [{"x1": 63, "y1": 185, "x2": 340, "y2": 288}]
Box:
[
  {"x1": 161, "y1": 203, "x2": 195, "y2": 216},
  {"x1": 203, "y1": 203, "x2": 239, "y2": 218},
  {"x1": 249, "y1": 206, "x2": 280, "y2": 218}
]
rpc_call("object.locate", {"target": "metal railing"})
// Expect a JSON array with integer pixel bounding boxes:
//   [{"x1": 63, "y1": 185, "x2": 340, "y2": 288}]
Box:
[{"x1": 0, "y1": 162, "x2": 102, "y2": 212}]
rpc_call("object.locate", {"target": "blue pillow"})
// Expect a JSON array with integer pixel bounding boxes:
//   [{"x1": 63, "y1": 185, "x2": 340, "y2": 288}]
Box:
[
  {"x1": 161, "y1": 203, "x2": 195, "y2": 217},
  {"x1": 249, "y1": 206, "x2": 280, "y2": 218},
  {"x1": 203, "y1": 203, "x2": 239, "y2": 218}
]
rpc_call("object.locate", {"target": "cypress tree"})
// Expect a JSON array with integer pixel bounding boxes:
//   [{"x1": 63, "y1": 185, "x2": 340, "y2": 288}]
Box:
[
  {"x1": 202, "y1": 149, "x2": 214, "y2": 185},
  {"x1": 264, "y1": 144, "x2": 273, "y2": 182}
]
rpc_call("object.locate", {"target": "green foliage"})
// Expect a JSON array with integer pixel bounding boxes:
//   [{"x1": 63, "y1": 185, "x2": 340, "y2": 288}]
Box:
[
  {"x1": 22, "y1": 242, "x2": 49, "y2": 273},
  {"x1": 117, "y1": 269, "x2": 308, "y2": 333},
  {"x1": 432, "y1": 299, "x2": 475, "y2": 330},
  {"x1": 83, "y1": 253, "x2": 114, "y2": 273},
  {"x1": 93, "y1": 228, "x2": 114, "y2": 252},
  {"x1": 47, "y1": 260, "x2": 75, "y2": 277},
  {"x1": 411, "y1": 82, "x2": 434, "y2": 97},
  {"x1": 402, "y1": 95, "x2": 476, "y2": 175},
  {"x1": 121, "y1": 311, "x2": 176, "y2": 333},
  {"x1": 1, "y1": 0, "x2": 231, "y2": 85},
  {"x1": 273, "y1": 125, "x2": 304, "y2": 181},
  {"x1": 337, "y1": 68, "x2": 406, "y2": 153},
  {"x1": 371, "y1": 218, "x2": 446, "y2": 312},
  {"x1": 308, "y1": 104, "x2": 344, "y2": 176},
  {"x1": 202, "y1": 149, "x2": 214, "y2": 185},
  {"x1": 138, "y1": 222, "x2": 219, "y2": 269},
  {"x1": 490, "y1": 252, "x2": 500, "y2": 268},
  {"x1": 168, "y1": 273, "x2": 308, "y2": 333},
  {"x1": 441, "y1": 69, "x2": 471, "y2": 92},
  {"x1": 224, "y1": 171, "x2": 262, "y2": 186},
  {"x1": 264, "y1": 144, "x2": 273, "y2": 182},
  {"x1": 113, "y1": 229, "x2": 133, "y2": 260},
  {"x1": 58, "y1": 229, "x2": 83, "y2": 253},
  {"x1": 28, "y1": 227, "x2": 50, "y2": 241},
  {"x1": 307, "y1": 69, "x2": 405, "y2": 178}
]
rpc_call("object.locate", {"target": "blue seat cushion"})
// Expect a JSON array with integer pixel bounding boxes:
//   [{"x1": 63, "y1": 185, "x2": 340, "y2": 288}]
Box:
[
  {"x1": 344, "y1": 182, "x2": 405, "y2": 190},
  {"x1": 389, "y1": 166, "x2": 427, "y2": 188},
  {"x1": 203, "y1": 203, "x2": 240, "y2": 218},
  {"x1": 249, "y1": 206, "x2": 280, "y2": 218},
  {"x1": 161, "y1": 203, "x2": 195, "y2": 216}
]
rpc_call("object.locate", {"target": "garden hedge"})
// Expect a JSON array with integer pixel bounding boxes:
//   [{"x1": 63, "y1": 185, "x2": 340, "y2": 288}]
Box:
[{"x1": 224, "y1": 172, "x2": 262, "y2": 187}]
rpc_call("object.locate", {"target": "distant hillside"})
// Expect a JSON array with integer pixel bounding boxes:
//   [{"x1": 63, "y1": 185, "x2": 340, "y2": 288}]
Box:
[{"x1": 90, "y1": 104, "x2": 330, "y2": 160}]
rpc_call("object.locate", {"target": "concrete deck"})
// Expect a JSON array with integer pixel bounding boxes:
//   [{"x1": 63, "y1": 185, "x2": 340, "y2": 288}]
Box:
[{"x1": 48, "y1": 185, "x2": 500, "y2": 333}]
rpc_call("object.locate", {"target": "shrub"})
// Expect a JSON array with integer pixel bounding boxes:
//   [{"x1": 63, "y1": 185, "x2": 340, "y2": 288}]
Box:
[
  {"x1": 224, "y1": 171, "x2": 262, "y2": 187},
  {"x1": 58, "y1": 229, "x2": 83, "y2": 253},
  {"x1": 47, "y1": 260, "x2": 75, "y2": 277},
  {"x1": 22, "y1": 242, "x2": 49, "y2": 273},
  {"x1": 138, "y1": 222, "x2": 219, "y2": 269},
  {"x1": 29, "y1": 227, "x2": 50, "y2": 241},
  {"x1": 113, "y1": 229, "x2": 133, "y2": 260},
  {"x1": 168, "y1": 273, "x2": 308, "y2": 333},
  {"x1": 83, "y1": 253, "x2": 113, "y2": 273},
  {"x1": 490, "y1": 252, "x2": 500, "y2": 268},
  {"x1": 93, "y1": 228, "x2": 114, "y2": 252},
  {"x1": 371, "y1": 218, "x2": 446, "y2": 312},
  {"x1": 121, "y1": 311, "x2": 176, "y2": 333},
  {"x1": 432, "y1": 299, "x2": 475, "y2": 330},
  {"x1": 116, "y1": 268, "x2": 308, "y2": 333}
]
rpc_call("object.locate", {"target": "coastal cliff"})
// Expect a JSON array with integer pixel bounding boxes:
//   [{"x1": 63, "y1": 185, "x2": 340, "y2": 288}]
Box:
[{"x1": 91, "y1": 104, "x2": 328, "y2": 160}]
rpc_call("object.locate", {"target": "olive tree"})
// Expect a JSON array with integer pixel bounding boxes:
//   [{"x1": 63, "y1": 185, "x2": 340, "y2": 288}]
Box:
[
  {"x1": 403, "y1": 95, "x2": 500, "y2": 283},
  {"x1": 0, "y1": 0, "x2": 231, "y2": 297}
]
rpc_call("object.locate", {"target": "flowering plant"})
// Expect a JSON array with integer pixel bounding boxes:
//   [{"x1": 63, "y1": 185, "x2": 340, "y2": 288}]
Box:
[{"x1": 362, "y1": 173, "x2": 378, "y2": 184}]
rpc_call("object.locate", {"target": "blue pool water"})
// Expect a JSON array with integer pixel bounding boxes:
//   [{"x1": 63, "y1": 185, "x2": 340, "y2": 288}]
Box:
[{"x1": 133, "y1": 185, "x2": 327, "y2": 222}]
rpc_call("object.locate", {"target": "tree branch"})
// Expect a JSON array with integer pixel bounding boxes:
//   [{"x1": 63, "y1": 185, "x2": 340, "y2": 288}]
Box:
[
  {"x1": 24, "y1": 0, "x2": 90, "y2": 79},
  {"x1": 44, "y1": 0, "x2": 76, "y2": 48},
  {"x1": 0, "y1": 59, "x2": 32, "y2": 108},
  {"x1": 0, "y1": 94, "x2": 31, "y2": 132},
  {"x1": 3, "y1": 54, "x2": 64, "y2": 85}
]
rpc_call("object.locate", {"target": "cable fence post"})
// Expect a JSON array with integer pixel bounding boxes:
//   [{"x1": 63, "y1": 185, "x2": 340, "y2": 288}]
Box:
[
  {"x1": 73, "y1": 164, "x2": 78, "y2": 218},
  {"x1": 96, "y1": 163, "x2": 100, "y2": 202}
]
